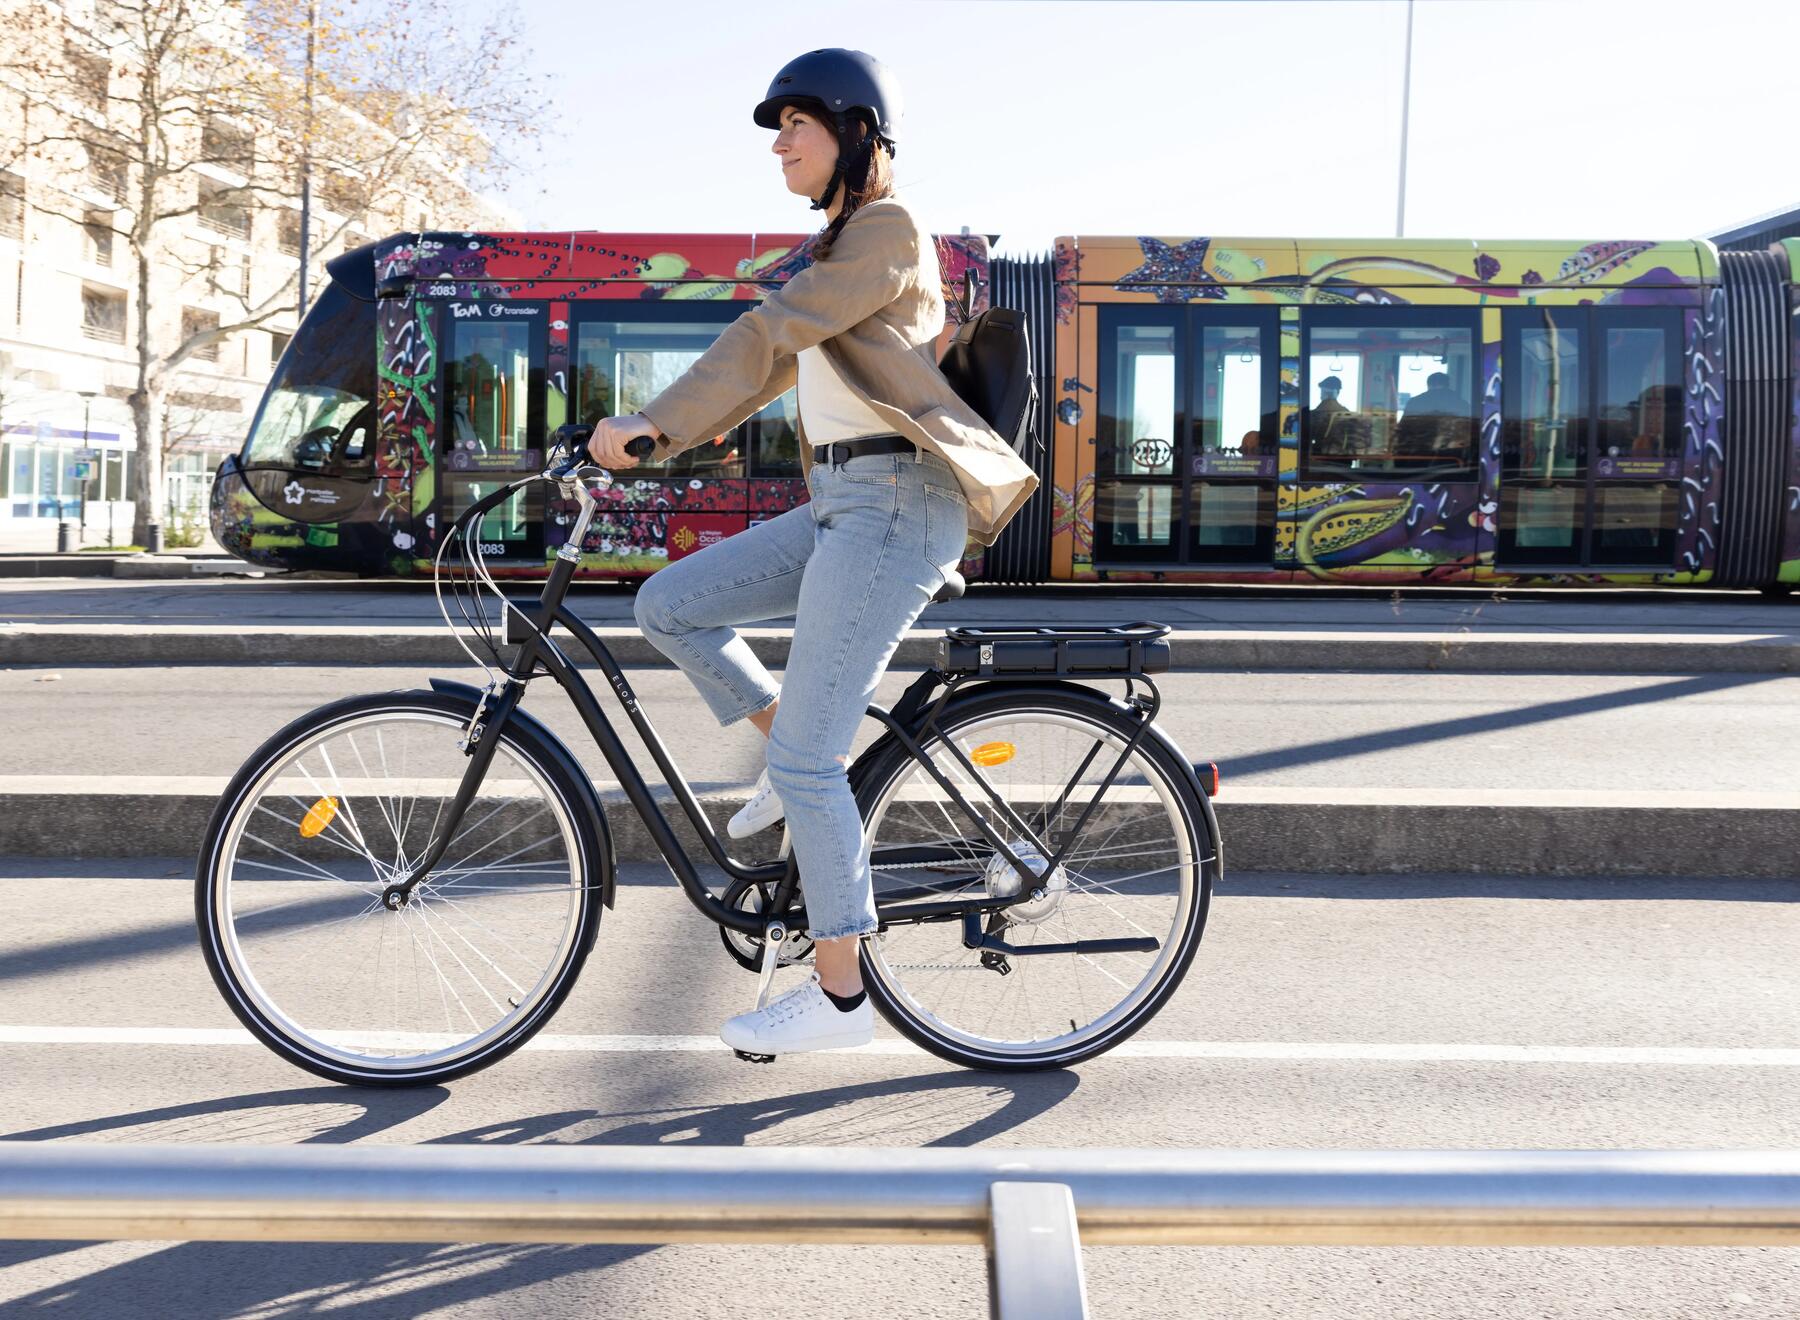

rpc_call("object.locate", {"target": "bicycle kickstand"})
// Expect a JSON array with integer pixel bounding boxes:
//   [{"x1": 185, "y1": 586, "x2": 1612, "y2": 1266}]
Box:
[{"x1": 732, "y1": 919, "x2": 787, "y2": 1066}]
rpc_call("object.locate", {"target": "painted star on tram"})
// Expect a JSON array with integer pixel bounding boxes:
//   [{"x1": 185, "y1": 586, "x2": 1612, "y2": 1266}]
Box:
[{"x1": 1116, "y1": 237, "x2": 1228, "y2": 303}]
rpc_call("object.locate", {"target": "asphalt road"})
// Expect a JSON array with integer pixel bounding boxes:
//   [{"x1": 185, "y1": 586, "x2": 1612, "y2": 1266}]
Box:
[
  {"x1": 2, "y1": 862, "x2": 1797, "y2": 1317},
  {"x1": 6, "y1": 661, "x2": 1798, "y2": 794}
]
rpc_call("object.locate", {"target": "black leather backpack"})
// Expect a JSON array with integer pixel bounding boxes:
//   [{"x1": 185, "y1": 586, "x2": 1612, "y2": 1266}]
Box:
[{"x1": 937, "y1": 275, "x2": 1040, "y2": 461}]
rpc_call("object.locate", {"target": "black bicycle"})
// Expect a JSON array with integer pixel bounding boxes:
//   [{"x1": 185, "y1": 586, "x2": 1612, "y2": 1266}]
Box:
[{"x1": 196, "y1": 426, "x2": 1221, "y2": 1086}]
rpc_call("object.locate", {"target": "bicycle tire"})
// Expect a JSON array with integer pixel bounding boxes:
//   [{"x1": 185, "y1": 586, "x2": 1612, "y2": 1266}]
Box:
[
  {"x1": 853, "y1": 681, "x2": 1217, "y2": 1071},
  {"x1": 195, "y1": 690, "x2": 607, "y2": 1087}
]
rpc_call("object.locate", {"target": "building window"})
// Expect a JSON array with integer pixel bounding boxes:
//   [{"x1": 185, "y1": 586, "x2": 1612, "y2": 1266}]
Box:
[
  {"x1": 278, "y1": 209, "x2": 302, "y2": 257},
  {"x1": 200, "y1": 117, "x2": 254, "y2": 173},
  {"x1": 0, "y1": 171, "x2": 23, "y2": 240},
  {"x1": 197, "y1": 176, "x2": 249, "y2": 239},
  {"x1": 81, "y1": 284, "x2": 126, "y2": 343},
  {"x1": 268, "y1": 329, "x2": 291, "y2": 365},
  {"x1": 83, "y1": 210, "x2": 113, "y2": 266},
  {"x1": 83, "y1": 145, "x2": 126, "y2": 203},
  {"x1": 65, "y1": 42, "x2": 110, "y2": 113},
  {"x1": 320, "y1": 176, "x2": 363, "y2": 220},
  {"x1": 182, "y1": 306, "x2": 220, "y2": 362}
]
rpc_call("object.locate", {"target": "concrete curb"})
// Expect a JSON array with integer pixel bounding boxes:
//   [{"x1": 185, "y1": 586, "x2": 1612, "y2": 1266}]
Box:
[
  {"x1": 0, "y1": 556, "x2": 119, "y2": 579},
  {"x1": 7, "y1": 780, "x2": 1797, "y2": 877},
  {"x1": 109, "y1": 558, "x2": 264, "y2": 580},
  {"x1": 4, "y1": 624, "x2": 1800, "y2": 673}
]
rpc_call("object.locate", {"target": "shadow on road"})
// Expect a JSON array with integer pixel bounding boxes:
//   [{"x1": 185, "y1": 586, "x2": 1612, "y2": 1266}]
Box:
[{"x1": 0, "y1": 1069, "x2": 1074, "y2": 1315}]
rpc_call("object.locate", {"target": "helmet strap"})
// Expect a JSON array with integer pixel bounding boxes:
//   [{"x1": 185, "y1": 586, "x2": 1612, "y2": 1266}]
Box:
[{"x1": 810, "y1": 116, "x2": 874, "y2": 213}]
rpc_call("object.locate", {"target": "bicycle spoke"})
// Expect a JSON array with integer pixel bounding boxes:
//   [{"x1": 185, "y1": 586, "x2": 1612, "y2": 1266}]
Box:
[
  {"x1": 862, "y1": 702, "x2": 1207, "y2": 1064},
  {"x1": 210, "y1": 706, "x2": 589, "y2": 1077}
]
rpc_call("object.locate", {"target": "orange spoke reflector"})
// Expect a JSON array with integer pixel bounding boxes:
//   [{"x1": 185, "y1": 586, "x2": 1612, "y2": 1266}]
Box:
[
  {"x1": 970, "y1": 741, "x2": 1015, "y2": 767},
  {"x1": 300, "y1": 796, "x2": 339, "y2": 839}
]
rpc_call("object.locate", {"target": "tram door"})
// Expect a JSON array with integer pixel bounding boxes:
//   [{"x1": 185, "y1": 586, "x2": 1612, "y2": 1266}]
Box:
[
  {"x1": 1093, "y1": 305, "x2": 1280, "y2": 569},
  {"x1": 1498, "y1": 306, "x2": 1684, "y2": 571},
  {"x1": 439, "y1": 300, "x2": 547, "y2": 562}
]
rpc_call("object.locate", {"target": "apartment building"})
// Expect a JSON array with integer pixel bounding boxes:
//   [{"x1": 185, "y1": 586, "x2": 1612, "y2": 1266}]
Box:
[{"x1": 0, "y1": 1, "x2": 517, "y2": 546}]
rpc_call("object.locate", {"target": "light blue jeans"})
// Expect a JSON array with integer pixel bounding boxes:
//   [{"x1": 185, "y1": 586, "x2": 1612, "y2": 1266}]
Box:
[{"x1": 633, "y1": 445, "x2": 971, "y2": 940}]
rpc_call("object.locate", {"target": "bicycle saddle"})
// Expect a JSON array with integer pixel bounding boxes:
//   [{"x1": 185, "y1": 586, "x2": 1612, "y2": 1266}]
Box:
[{"x1": 930, "y1": 575, "x2": 965, "y2": 604}]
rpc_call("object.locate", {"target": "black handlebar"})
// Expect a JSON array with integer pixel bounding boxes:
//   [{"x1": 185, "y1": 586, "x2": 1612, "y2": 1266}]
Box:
[{"x1": 547, "y1": 423, "x2": 657, "y2": 479}]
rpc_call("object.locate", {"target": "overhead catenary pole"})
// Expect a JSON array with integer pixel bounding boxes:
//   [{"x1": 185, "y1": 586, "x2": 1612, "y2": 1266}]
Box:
[
  {"x1": 1396, "y1": 0, "x2": 1414, "y2": 238},
  {"x1": 297, "y1": 0, "x2": 317, "y2": 316}
]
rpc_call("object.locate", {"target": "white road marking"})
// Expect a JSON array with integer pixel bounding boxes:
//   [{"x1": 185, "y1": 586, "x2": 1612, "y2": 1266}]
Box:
[{"x1": 0, "y1": 1024, "x2": 1795, "y2": 1066}]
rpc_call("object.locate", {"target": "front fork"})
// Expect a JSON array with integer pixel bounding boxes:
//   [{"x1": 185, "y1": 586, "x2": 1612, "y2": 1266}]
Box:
[{"x1": 381, "y1": 676, "x2": 527, "y2": 911}]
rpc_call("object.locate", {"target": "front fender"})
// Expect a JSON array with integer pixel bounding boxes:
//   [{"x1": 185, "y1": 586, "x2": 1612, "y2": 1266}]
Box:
[{"x1": 427, "y1": 678, "x2": 616, "y2": 912}]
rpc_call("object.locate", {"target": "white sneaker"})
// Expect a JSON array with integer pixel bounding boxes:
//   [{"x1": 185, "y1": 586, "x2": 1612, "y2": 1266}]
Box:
[
  {"x1": 719, "y1": 972, "x2": 874, "y2": 1055},
  {"x1": 727, "y1": 765, "x2": 785, "y2": 839}
]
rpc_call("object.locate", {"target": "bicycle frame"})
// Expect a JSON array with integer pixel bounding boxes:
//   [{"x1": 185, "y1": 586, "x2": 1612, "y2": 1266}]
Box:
[{"x1": 387, "y1": 468, "x2": 1170, "y2": 959}]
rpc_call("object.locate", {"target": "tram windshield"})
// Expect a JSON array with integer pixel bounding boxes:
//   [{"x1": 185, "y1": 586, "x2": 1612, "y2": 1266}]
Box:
[{"x1": 242, "y1": 282, "x2": 377, "y2": 473}]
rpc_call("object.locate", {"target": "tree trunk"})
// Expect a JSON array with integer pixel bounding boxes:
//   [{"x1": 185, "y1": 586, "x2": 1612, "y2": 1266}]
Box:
[{"x1": 128, "y1": 231, "x2": 163, "y2": 548}]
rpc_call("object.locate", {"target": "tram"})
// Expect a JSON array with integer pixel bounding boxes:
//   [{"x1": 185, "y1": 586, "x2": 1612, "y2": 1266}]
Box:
[{"x1": 211, "y1": 227, "x2": 1800, "y2": 590}]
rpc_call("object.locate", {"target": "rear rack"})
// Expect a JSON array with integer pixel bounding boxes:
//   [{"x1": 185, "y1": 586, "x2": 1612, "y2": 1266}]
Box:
[{"x1": 935, "y1": 621, "x2": 1172, "y2": 678}]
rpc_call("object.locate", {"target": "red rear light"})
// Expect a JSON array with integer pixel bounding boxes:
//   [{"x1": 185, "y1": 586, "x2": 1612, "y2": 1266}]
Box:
[{"x1": 1199, "y1": 762, "x2": 1219, "y2": 796}]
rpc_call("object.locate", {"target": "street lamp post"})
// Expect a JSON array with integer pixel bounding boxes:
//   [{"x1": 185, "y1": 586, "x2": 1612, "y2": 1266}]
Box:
[
  {"x1": 77, "y1": 390, "x2": 101, "y2": 547},
  {"x1": 1396, "y1": 0, "x2": 1414, "y2": 238},
  {"x1": 298, "y1": 0, "x2": 317, "y2": 317}
]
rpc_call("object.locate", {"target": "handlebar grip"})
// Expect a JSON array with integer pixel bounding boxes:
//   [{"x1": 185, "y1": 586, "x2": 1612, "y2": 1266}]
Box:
[{"x1": 547, "y1": 432, "x2": 658, "y2": 480}]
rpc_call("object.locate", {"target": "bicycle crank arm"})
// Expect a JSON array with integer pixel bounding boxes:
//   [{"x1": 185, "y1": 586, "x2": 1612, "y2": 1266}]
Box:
[{"x1": 960, "y1": 913, "x2": 1160, "y2": 958}]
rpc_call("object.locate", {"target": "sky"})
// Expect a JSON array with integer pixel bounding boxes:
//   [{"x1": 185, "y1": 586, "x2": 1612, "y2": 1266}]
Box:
[{"x1": 468, "y1": 0, "x2": 1796, "y2": 256}]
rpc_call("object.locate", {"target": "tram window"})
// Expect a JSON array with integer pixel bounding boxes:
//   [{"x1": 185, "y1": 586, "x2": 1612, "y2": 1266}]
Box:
[
  {"x1": 242, "y1": 281, "x2": 376, "y2": 475},
  {"x1": 1505, "y1": 311, "x2": 1584, "y2": 479},
  {"x1": 446, "y1": 478, "x2": 538, "y2": 550},
  {"x1": 446, "y1": 322, "x2": 533, "y2": 467},
  {"x1": 1196, "y1": 325, "x2": 1268, "y2": 462},
  {"x1": 1591, "y1": 483, "x2": 1678, "y2": 564},
  {"x1": 1501, "y1": 484, "x2": 1580, "y2": 555},
  {"x1": 575, "y1": 317, "x2": 745, "y2": 478},
  {"x1": 1595, "y1": 312, "x2": 1682, "y2": 472},
  {"x1": 1303, "y1": 311, "x2": 1477, "y2": 481},
  {"x1": 1095, "y1": 481, "x2": 1176, "y2": 554},
  {"x1": 744, "y1": 386, "x2": 802, "y2": 477},
  {"x1": 1191, "y1": 483, "x2": 1264, "y2": 550},
  {"x1": 1100, "y1": 323, "x2": 1177, "y2": 477}
]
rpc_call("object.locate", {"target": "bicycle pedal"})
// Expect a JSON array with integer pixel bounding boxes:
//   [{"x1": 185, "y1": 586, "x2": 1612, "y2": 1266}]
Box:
[{"x1": 732, "y1": 1049, "x2": 777, "y2": 1065}]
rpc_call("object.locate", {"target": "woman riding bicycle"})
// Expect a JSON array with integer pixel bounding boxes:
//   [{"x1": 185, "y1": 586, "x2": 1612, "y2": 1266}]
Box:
[{"x1": 582, "y1": 48, "x2": 1039, "y2": 1056}]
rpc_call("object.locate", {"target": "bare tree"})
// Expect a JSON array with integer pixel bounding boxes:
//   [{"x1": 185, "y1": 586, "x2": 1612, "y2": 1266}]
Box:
[{"x1": 0, "y1": 0, "x2": 536, "y2": 545}]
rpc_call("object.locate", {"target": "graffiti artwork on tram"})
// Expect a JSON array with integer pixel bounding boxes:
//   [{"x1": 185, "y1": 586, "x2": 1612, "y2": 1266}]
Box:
[{"x1": 1058, "y1": 234, "x2": 1716, "y2": 585}]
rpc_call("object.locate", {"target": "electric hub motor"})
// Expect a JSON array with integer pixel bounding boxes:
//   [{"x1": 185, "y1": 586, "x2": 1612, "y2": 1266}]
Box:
[{"x1": 982, "y1": 837, "x2": 1068, "y2": 925}]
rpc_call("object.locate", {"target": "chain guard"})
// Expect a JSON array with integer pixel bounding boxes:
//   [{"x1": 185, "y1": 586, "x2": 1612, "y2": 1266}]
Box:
[{"x1": 720, "y1": 875, "x2": 815, "y2": 972}]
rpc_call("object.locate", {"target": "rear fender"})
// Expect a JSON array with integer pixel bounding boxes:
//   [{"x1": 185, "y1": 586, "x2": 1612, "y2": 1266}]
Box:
[{"x1": 852, "y1": 676, "x2": 1223, "y2": 880}]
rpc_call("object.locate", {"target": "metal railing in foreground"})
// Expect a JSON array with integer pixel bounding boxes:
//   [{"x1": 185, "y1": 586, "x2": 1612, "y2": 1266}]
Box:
[{"x1": 4, "y1": 1144, "x2": 1800, "y2": 1319}]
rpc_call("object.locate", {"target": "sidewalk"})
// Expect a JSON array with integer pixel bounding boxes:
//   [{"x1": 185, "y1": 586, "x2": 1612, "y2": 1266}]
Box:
[{"x1": 4, "y1": 579, "x2": 1799, "y2": 671}]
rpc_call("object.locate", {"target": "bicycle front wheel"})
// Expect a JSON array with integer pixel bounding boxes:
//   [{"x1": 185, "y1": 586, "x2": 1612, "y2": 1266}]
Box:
[
  {"x1": 196, "y1": 691, "x2": 605, "y2": 1086},
  {"x1": 856, "y1": 684, "x2": 1216, "y2": 1070}
]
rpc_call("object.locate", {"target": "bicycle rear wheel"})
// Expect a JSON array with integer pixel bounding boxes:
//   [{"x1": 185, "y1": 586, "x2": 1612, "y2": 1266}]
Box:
[
  {"x1": 196, "y1": 691, "x2": 604, "y2": 1086},
  {"x1": 856, "y1": 684, "x2": 1216, "y2": 1070}
]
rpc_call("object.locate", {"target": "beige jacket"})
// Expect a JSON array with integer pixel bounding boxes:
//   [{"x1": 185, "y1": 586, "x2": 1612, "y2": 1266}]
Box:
[{"x1": 639, "y1": 198, "x2": 1039, "y2": 549}]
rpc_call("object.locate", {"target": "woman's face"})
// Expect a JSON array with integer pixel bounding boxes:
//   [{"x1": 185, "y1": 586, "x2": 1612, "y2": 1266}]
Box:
[{"x1": 772, "y1": 103, "x2": 838, "y2": 201}]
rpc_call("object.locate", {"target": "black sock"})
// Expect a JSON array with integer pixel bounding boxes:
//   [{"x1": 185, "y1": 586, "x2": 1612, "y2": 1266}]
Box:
[{"x1": 820, "y1": 984, "x2": 866, "y2": 1013}]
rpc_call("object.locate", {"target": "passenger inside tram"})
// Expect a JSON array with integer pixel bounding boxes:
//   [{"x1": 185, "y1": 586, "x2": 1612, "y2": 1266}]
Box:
[
  {"x1": 1395, "y1": 372, "x2": 1472, "y2": 457},
  {"x1": 1309, "y1": 375, "x2": 1354, "y2": 446}
]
